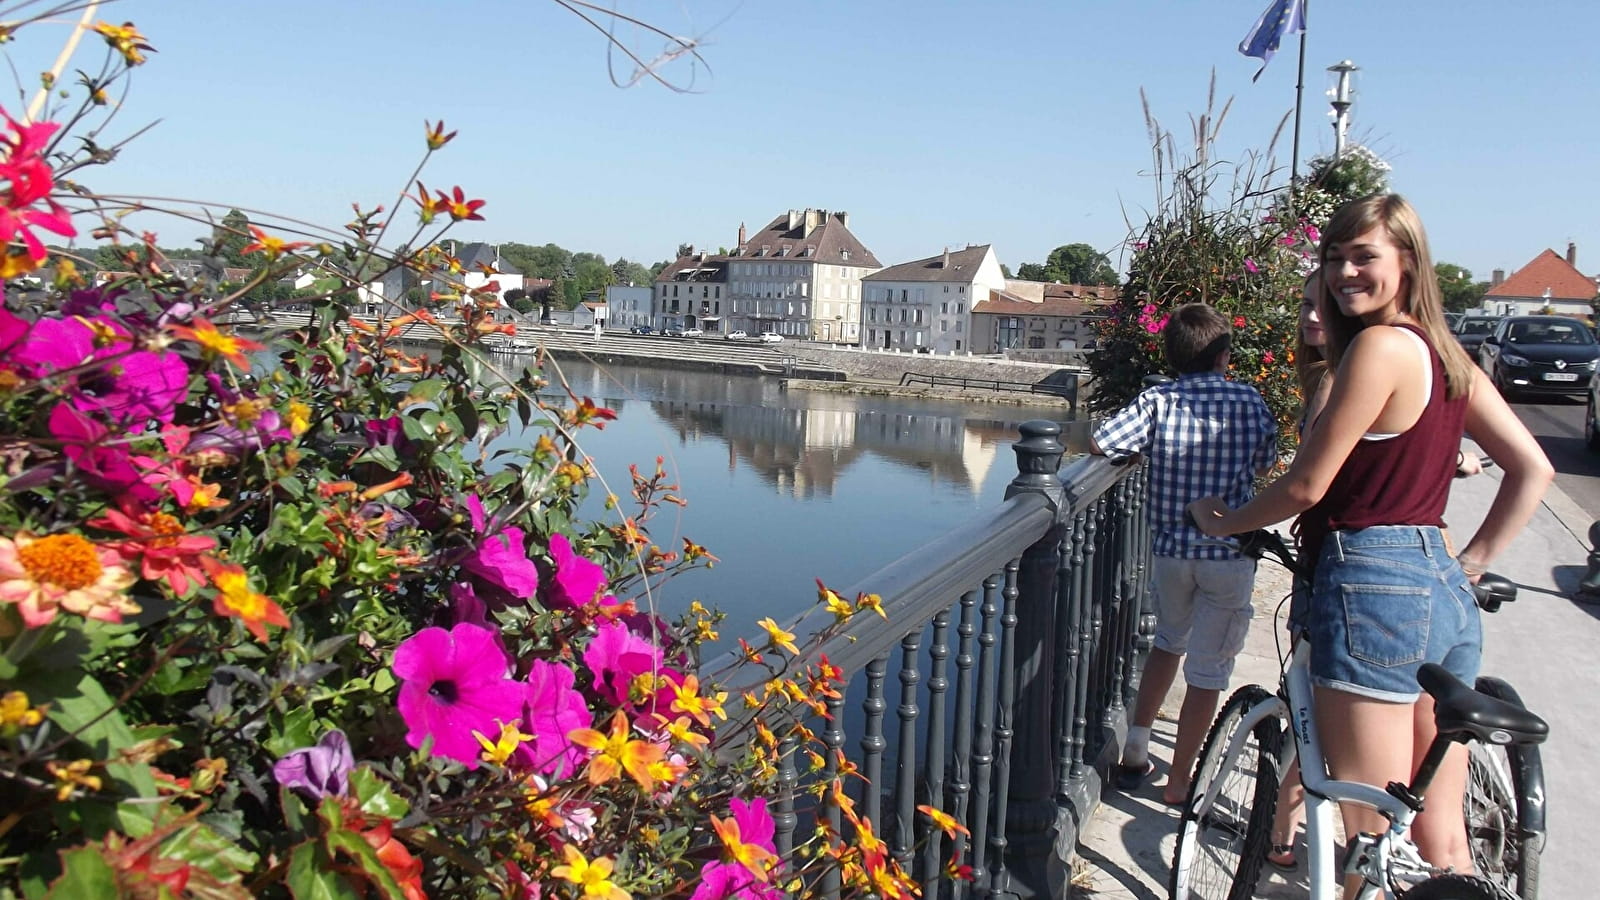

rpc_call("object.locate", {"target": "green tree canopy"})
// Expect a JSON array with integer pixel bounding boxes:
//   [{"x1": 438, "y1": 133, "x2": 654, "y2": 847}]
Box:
[
  {"x1": 1016, "y1": 243, "x2": 1119, "y2": 285},
  {"x1": 1435, "y1": 262, "x2": 1488, "y2": 313}
]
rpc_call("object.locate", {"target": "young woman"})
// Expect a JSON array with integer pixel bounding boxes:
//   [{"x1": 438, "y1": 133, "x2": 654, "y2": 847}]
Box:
[{"x1": 1188, "y1": 194, "x2": 1552, "y2": 880}]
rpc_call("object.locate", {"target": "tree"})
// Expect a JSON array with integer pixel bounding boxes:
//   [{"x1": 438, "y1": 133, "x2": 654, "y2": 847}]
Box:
[
  {"x1": 1016, "y1": 243, "x2": 1119, "y2": 285},
  {"x1": 212, "y1": 208, "x2": 253, "y2": 266},
  {"x1": 1435, "y1": 262, "x2": 1487, "y2": 313},
  {"x1": 1000, "y1": 262, "x2": 1014, "y2": 278},
  {"x1": 610, "y1": 258, "x2": 652, "y2": 287},
  {"x1": 676, "y1": 242, "x2": 694, "y2": 258}
]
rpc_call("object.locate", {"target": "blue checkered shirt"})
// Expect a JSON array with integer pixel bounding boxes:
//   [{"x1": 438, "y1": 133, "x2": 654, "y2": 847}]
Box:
[{"x1": 1093, "y1": 373, "x2": 1278, "y2": 559}]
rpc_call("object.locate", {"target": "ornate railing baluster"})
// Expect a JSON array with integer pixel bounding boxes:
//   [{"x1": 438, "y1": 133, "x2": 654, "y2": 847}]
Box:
[
  {"x1": 987, "y1": 558, "x2": 1022, "y2": 894},
  {"x1": 967, "y1": 574, "x2": 1001, "y2": 890},
  {"x1": 892, "y1": 630, "x2": 921, "y2": 873},
  {"x1": 1105, "y1": 478, "x2": 1132, "y2": 722},
  {"x1": 820, "y1": 687, "x2": 846, "y2": 900},
  {"x1": 1070, "y1": 494, "x2": 1101, "y2": 779},
  {"x1": 774, "y1": 732, "x2": 799, "y2": 859},
  {"x1": 861, "y1": 654, "x2": 890, "y2": 833},
  {"x1": 1057, "y1": 506, "x2": 1087, "y2": 796},
  {"x1": 948, "y1": 589, "x2": 979, "y2": 900},
  {"x1": 919, "y1": 606, "x2": 952, "y2": 889}
]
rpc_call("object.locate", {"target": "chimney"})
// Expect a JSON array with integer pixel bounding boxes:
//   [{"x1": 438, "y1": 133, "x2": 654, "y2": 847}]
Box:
[
  {"x1": 737, "y1": 222, "x2": 747, "y2": 253},
  {"x1": 1568, "y1": 242, "x2": 1578, "y2": 266},
  {"x1": 786, "y1": 210, "x2": 800, "y2": 231},
  {"x1": 803, "y1": 208, "x2": 822, "y2": 237},
  {"x1": 1491, "y1": 269, "x2": 1505, "y2": 287},
  {"x1": 835, "y1": 211, "x2": 849, "y2": 229},
  {"x1": 941, "y1": 248, "x2": 951, "y2": 269}
]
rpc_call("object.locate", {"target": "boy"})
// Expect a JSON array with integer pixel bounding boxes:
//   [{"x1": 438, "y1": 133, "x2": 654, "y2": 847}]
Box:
[{"x1": 1091, "y1": 302, "x2": 1277, "y2": 804}]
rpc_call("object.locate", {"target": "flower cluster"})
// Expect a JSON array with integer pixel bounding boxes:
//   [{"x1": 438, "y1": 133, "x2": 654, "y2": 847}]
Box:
[{"x1": 0, "y1": 11, "x2": 931, "y2": 899}]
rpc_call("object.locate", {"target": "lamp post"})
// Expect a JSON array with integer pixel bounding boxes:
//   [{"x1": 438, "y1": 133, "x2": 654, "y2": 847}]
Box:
[{"x1": 1327, "y1": 59, "x2": 1359, "y2": 159}]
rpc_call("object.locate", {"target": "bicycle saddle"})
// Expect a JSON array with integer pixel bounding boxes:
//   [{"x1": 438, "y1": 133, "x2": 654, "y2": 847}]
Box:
[{"x1": 1418, "y1": 663, "x2": 1548, "y2": 746}]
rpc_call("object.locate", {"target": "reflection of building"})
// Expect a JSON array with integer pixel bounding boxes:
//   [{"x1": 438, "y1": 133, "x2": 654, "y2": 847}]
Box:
[
  {"x1": 972, "y1": 282, "x2": 1117, "y2": 352},
  {"x1": 861, "y1": 245, "x2": 1007, "y2": 353}
]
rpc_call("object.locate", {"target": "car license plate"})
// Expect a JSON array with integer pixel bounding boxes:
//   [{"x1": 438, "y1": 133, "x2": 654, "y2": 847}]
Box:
[{"x1": 1543, "y1": 372, "x2": 1579, "y2": 382}]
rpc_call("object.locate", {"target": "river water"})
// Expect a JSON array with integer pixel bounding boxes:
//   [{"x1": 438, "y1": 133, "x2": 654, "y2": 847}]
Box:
[{"x1": 487, "y1": 356, "x2": 1087, "y2": 637}]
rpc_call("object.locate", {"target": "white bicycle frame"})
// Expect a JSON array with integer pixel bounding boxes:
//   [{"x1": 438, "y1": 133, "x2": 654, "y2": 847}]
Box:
[{"x1": 1184, "y1": 640, "x2": 1448, "y2": 900}]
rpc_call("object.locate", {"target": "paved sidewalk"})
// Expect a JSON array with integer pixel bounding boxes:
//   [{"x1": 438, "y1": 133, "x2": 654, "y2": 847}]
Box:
[{"x1": 1074, "y1": 448, "x2": 1599, "y2": 898}]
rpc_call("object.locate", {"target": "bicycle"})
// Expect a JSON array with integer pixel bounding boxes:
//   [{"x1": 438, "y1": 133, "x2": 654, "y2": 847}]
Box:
[{"x1": 1166, "y1": 525, "x2": 1549, "y2": 900}]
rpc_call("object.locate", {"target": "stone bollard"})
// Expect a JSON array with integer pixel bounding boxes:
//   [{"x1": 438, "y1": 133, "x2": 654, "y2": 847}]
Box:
[{"x1": 1578, "y1": 521, "x2": 1600, "y2": 602}]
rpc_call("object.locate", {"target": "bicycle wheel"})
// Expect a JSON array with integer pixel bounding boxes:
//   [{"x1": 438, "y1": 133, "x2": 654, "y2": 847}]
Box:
[
  {"x1": 1168, "y1": 684, "x2": 1284, "y2": 900},
  {"x1": 1401, "y1": 873, "x2": 1505, "y2": 899},
  {"x1": 1464, "y1": 676, "x2": 1544, "y2": 899}
]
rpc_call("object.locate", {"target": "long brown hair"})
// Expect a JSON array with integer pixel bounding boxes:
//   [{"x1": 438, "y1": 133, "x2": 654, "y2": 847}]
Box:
[
  {"x1": 1318, "y1": 194, "x2": 1475, "y2": 400},
  {"x1": 1295, "y1": 267, "x2": 1329, "y2": 401}
]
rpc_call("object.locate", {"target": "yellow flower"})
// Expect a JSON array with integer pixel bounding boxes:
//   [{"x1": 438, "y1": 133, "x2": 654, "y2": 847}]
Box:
[
  {"x1": 286, "y1": 400, "x2": 312, "y2": 436},
  {"x1": 473, "y1": 719, "x2": 534, "y2": 766},
  {"x1": 569, "y1": 710, "x2": 665, "y2": 791},
  {"x1": 756, "y1": 617, "x2": 798, "y2": 655},
  {"x1": 92, "y1": 21, "x2": 154, "y2": 66},
  {"x1": 712, "y1": 813, "x2": 778, "y2": 882},
  {"x1": 855, "y1": 592, "x2": 887, "y2": 620},
  {"x1": 551, "y1": 844, "x2": 630, "y2": 900},
  {"x1": 1, "y1": 691, "x2": 46, "y2": 736},
  {"x1": 917, "y1": 803, "x2": 970, "y2": 839},
  {"x1": 817, "y1": 579, "x2": 854, "y2": 622},
  {"x1": 46, "y1": 759, "x2": 102, "y2": 801},
  {"x1": 668, "y1": 673, "x2": 728, "y2": 727}
]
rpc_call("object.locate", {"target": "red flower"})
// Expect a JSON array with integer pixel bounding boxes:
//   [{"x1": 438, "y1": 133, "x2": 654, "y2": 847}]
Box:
[
  {"x1": 1233, "y1": 316, "x2": 1246, "y2": 328},
  {"x1": 90, "y1": 506, "x2": 217, "y2": 596},
  {"x1": 1263, "y1": 350, "x2": 1276, "y2": 364},
  {"x1": 439, "y1": 186, "x2": 485, "y2": 222}
]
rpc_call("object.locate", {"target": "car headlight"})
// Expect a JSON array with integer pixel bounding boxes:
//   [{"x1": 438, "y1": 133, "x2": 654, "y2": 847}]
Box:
[{"x1": 1500, "y1": 353, "x2": 1530, "y2": 367}]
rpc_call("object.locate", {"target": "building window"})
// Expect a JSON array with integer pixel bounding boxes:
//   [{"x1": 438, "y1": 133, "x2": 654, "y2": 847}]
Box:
[
  {"x1": 1028, "y1": 336, "x2": 1045, "y2": 349},
  {"x1": 941, "y1": 321, "x2": 949, "y2": 332},
  {"x1": 958, "y1": 286, "x2": 965, "y2": 293}
]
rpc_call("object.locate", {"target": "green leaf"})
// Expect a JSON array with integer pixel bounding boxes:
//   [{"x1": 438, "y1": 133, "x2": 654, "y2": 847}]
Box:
[
  {"x1": 264, "y1": 705, "x2": 319, "y2": 757},
  {"x1": 348, "y1": 767, "x2": 409, "y2": 820},
  {"x1": 286, "y1": 841, "x2": 362, "y2": 900},
  {"x1": 160, "y1": 820, "x2": 259, "y2": 882},
  {"x1": 41, "y1": 848, "x2": 117, "y2": 900},
  {"x1": 324, "y1": 829, "x2": 408, "y2": 899}
]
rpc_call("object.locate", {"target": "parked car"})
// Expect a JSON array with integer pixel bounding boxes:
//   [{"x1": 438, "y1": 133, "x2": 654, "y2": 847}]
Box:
[
  {"x1": 724, "y1": 330, "x2": 748, "y2": 341},
  {"x1": 628, "y1": 325, "x2": 654, "y2": 335},
  {"x1": 661, "y1": 327, "x2": 684, "y2": 337},
  {"x1": 681, "y1": 327, "x2": 704, "y2": 337},
  {"x1": 758, "y1": 332, "x2": 784, "y2": 344},
  {"x1": 1451, "y1": 315, "x2": 1500, "y2": 357},
  {"x1": 1479, "y1": 315, "x2": 1600, "y2": 399},
  {"x1": 1587, "y1": 370, "x2": 1600, "y2": 451}
]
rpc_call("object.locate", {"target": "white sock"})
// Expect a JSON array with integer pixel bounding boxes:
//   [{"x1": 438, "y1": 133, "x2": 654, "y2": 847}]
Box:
[{"x1": 1123, "y1": 726, "x2": 1152, "y2": 767}]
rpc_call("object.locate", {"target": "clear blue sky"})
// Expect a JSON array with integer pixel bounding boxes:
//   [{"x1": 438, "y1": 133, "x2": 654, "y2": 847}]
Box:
[{"x1": 28, "y1": 0, "x2": 1600, "y2": 282}]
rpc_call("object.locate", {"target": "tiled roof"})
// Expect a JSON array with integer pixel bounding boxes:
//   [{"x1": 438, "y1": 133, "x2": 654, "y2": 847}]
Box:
[
  {"x1": 1041, "y1": 283, "x2": 1119, "y2": 302},
  {"x1": 1484, "y1": 249, "x2": 1596, "y2": 302},
  {"x1": 457, "y1": 242, "x2": 523, "y2": 275},
  {"x1": 863, "y1": 245, "x2": 991, "y2": 283},
  {"x1": 654, "y1": 254, "x2": 728, "y2": 283},
  {"x1": 972, "y1": 288, "x2": 1118, "y2": 319},
  {"x1": 731, "y1": 209, "x2": 882, "y2": 268}
]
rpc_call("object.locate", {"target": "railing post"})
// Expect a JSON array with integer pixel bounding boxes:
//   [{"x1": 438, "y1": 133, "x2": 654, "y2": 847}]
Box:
[{"x1": 996, "y1": 421, "x2": 1069, "y2": 899}]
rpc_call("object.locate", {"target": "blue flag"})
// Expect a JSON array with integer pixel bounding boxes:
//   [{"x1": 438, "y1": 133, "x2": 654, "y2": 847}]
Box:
[{"x1": 1238, "y1": 0, "x2": 1306, "y2": 81}]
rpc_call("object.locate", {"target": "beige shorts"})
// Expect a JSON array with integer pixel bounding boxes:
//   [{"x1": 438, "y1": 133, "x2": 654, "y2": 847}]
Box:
[{"x1": 1151, "y1": 556, "x2": 1257, "y2": 690}]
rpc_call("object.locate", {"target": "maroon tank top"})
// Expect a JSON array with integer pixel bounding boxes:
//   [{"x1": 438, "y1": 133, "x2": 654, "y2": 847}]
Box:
[{"x1": 1300, "y1": 323, "x2": 1467, "y2": 567}]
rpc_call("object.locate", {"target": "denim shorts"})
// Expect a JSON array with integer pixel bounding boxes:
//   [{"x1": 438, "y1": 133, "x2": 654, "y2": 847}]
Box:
[{"x1": 1308, "y1": 525, "x2": 1481, "y2": 703}]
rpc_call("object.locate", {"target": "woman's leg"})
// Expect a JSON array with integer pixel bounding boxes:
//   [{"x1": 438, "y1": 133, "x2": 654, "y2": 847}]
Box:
[
  {"x1": 1268, "y1": 757, "x2": 1304, "y2": 865},
  {"x1": 1409, "y1": 692, "x2": 1473, "y2": 872},
  {"x1": 1315, "y1": 686, "x2": 1416, "y2": 895}
]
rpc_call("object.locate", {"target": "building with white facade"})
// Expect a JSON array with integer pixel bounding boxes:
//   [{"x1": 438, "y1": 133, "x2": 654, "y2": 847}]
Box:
[
  {"x1": 971, "y1": 281, "x2": 1118, "y2": 353},
  {"x1": 860, "y1": 245, "x2": 1006, "y2": 353},
  {"x1": 1477, "y1": 243, "x2": 1597, "y2": 318},
  {"x1": 654, "y1": 252, "x2": 729, "y2": 333},
  {"x1": 606, "y1": 285, "x2": 653, "y2": 330},
  {"x1": 723, "y1": 209, "x2": 882, "y2": 342}
]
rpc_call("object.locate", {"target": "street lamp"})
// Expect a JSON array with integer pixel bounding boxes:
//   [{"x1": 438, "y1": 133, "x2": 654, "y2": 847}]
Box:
[{"x1": 1326, "y1": 59, "x2": 1359, "y2": 159}]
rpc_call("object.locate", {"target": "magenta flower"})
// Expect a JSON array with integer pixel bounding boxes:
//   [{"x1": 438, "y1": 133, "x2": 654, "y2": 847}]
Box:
[
  {"x1": 392, "y1": 623, "x2": 527, "y2": 769},
  {"x1": 461, "y1": 495, "x2": 539, "y2": 601},
  {"x1": 48, "y1": 405, "x2": 160, "y2": 505},
  {"x1": 1244, "y1": 258, "x2": 1260, "y2": 274},
  {"x1": 12, "y1": 315, "x2": 94, "y2": 378},
  {"x1": 689, "y1": 799, "x2": 781, "y2": 900},
  {"x1": 583, "y1": 619, "x2": 664, "y2": 707},
  {"x1": 76, "y1": 349, "x2": 190, "y2": 425},
  {"x1": 544, "y1": 532, "x2": 607, "y2": 610},
  {"x1": 1303, "y1": 224, "x2": 1321, "y2": 243},
  {"x1": 516, "y1": 659, "x2": 591, "y2": 777},
  {"x1": 273, "y1": 730, "x2": 354, "y2": 800}
]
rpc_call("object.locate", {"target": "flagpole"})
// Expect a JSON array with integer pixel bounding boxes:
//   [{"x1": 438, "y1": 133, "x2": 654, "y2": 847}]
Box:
[{"x1": 1290, "y1": 0, "x2": 1307, "y2": 218}]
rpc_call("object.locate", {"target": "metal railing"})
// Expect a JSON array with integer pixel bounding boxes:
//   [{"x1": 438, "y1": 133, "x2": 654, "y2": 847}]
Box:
[
  {"x1": 897, "y1": 372, "x2": 1080, "y2": 413},
  {"x1": 714, "y1": 420, "x2": 1154, "y2": 898}
]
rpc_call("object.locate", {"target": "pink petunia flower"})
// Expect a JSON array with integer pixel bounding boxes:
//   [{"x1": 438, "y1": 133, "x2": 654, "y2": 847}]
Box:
[
  {"x1": 1244, "y1": 258, "x2": 1260, "y2": 274},
  {"x1": 75, "y1": 349, "x2": 190, "y2": 425},
  {"x1": 392, "y1": 623, "x2": 527, "y2": 769},
  {"x1": 460, "y1": 495, "x2": 539, "y2": 601},
  {"x1": 689, "y1": 799, "x2": 782, "y2": 900},
  {"x1": 583, "y1": 619, "x2": 664, "y2": 707},
  {"x1": 517, "y1": 658, "x2": 591, "y2": 777},
  {"x1": 544, "y1": 532, "x2": 607, "y2": 610},
  {"x1": 49, "y1": 405, "x2": 161, "y2": 505}
]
